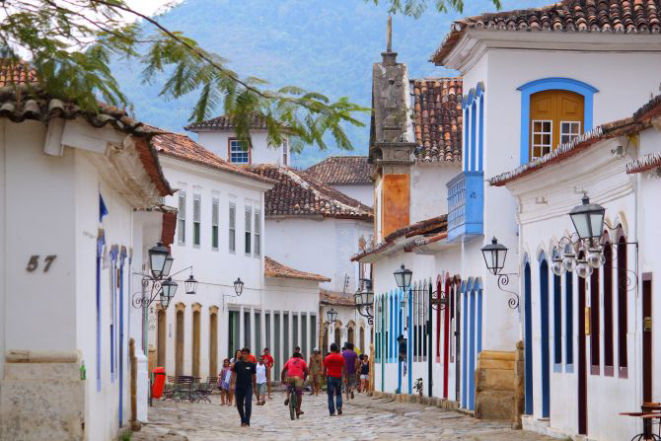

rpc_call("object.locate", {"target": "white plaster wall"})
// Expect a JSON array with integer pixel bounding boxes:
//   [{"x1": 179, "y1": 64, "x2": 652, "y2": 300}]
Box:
[
  {"x1": 196, "y1": 131, "x2": 288, "y2": 166},
  {"x1": 266, "y1": 217, "x2": 373, "y2": 293},
  {"x1": 410, "y1": 164, "x2": 460, "y2": 224},
  {"x1": 331, "y1": 184, "x2": 373, "y2": 207}
]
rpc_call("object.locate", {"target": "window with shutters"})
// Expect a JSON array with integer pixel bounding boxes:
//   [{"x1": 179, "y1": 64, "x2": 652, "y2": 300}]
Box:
[
  {"x1": 229, "y1": 202, "x2": 236, "y2": 253},
  {"x1": 245, "y1": 206, "x2": 252, "y2": 255},
  {"x1": 530, "y1": 90, "x2": 584, "y2": 160},
  {"x1": 211, "y1": 197, "x2": 219, "y2": 250},
  {"x1": 177, "y1": 191, "x2": 186, "y2": 245},
  {"x1": 254, "y1": 209, "x2": 261, "y2": 257},
  {"x1": 193, "y1": 194, "x2": 201, "y2": 247}
]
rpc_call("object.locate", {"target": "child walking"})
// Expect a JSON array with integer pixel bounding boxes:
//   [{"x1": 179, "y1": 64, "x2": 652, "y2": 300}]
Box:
[
  {"x1": 256, "y1": 357, "x2": 268, "y2": 405},
  {"x1": 219, "y1": 358, "x2": 232, "y2": 405}
]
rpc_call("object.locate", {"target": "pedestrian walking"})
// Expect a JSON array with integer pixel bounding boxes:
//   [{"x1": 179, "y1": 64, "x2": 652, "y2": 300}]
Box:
[
  {"x1": 323, "y1": 343, "x2": 346, "y2": 416},
  {"x1": 219, "y1": 358, "x2": 232, "y2": 405},
  {"x1": 229, "y1": 349, "x2": 241, "y2": 405},
  {"x1": 256, "y1": 357, "x2": 268, "y2": 405},
  {"x1": 342, "y1": 342, "x2": 358, "y2": 400},
  {"x1": 309, "y1": 348, "x2": 323, "y2": 396},
  {"x1": 233, "y1": 347, "x2": 257, "y2": 427},
  {"x1": 262, "y1": 348, "x2": 274, "y2": 399},
  {"x1": 360, "y1": 355, "x2": 370, "y2": 394}
]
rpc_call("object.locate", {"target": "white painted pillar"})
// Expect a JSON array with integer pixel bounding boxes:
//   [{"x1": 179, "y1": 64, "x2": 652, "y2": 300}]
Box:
[
  {"x1": 279, "y1": 308, "x2": 285, "y2": 373},
  {"x1": 221, "y1": 302, "x2": 229, "y2": 361},
  {"x1": 269, "y1": 309, "x2": 275, "y2": 354},
  {"x1": 260, "y1": 308, "x2": 266, "y2": 355},
  {"x1": 249, "y1": 307, "x2": 255, "y2": 353},
  {"x1": 239, "y1": 305, "x2": 245, "y2": 349},
  {"x1": 288, "y1": 310, "x2": 293, "y2": 357},
  {"x1": 297, "y1": 311, "x2": 302, "y2": 352}
]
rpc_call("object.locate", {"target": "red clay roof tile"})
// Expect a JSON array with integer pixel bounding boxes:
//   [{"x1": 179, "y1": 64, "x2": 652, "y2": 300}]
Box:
[
  {"x1": 305, "y1": 156, "x2": 374, "y2": 185},
  {"x1": 265, "y1": 256, "x2": 330, "y2": 282}
]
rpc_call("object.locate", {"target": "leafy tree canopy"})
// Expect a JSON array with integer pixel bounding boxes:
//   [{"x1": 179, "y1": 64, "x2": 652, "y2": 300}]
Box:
[{"x1": 368, "y1": 0, "x2": 501, "y2": 18}]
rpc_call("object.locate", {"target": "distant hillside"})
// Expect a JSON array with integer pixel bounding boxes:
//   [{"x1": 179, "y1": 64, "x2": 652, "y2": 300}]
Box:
[{"x1": 110, "y1": 0, "x2": 543, "y2": 167}]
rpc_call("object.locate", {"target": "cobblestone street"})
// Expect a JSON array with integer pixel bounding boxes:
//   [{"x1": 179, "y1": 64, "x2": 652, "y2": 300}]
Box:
[{"x1": 133, "y1": 392, "x2": 555, "y2": 441}]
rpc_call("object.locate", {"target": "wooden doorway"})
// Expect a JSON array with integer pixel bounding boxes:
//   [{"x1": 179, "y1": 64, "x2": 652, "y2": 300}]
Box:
[
  {"x1": 209, "y1": 308, "x2": 218, "y2": 377},
  {"x1": 192, "y1": 306, "x2": 201, "y2": 377},
  {"x1": 175, "y1": 306, "x2": 185, "y2": 378},
  {"x1": 643, "y1": 274, "x2": 653, "y2": 403},
  {"x1": 578, "y1": 268, "x2": 588, "y2": 435},
  {"x1": 157, "y1": 308, "x2": 166, "y2": 368}
]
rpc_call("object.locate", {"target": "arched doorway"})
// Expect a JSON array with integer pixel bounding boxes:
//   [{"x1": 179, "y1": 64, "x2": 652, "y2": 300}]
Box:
[
  {"x1": 157, "y1": 308, "x2": 166, "y2": 368},
  {"x1": 359, "y1": 326, "x2": 365, "y2": 354},
  {"x1": 524, "y1": 261, "x2": 533, "y2": 415},
  {"x1": 323, "y1": 324, "x2": 329, "y2": 355},
  {"x1": 209, "y1": 307, "x2": 218, "y2": 377},
  {"x1": 192, "y1": 305, "x2": 201, "y2": 377},
  {"x1": 334, "y1": 327, "x2": 341, "y2": 348},
  {"x1": 539, "y1": 257, "x2": 550, "y2": 418},
  {"x1": 348, "y1": 324, "x2": 355, "y2": 346}
]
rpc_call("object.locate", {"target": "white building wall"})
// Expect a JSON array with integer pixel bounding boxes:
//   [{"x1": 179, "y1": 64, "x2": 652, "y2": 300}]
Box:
[
  {"x1": 196, "y1": 131, "x2": 288, "y2": 166},
  {"x1": 266, "y1": 217, "x2": 372, "y2": 293},
  {"x1": 410, "y1": 165, "x2": 459, "y2": 223},
  {"x1": 331, "y1": 184, "x2": 373, "y2": 207}
]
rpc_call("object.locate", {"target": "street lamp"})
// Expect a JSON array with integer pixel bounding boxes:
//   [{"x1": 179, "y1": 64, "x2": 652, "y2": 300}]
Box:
[
  {"x1": 161, "y1": 277, "x2": 178, "y2": 300},
  {"x1": 185, "y1": 274, "x2": 198, "y2": 294},
  {"x1": 162, "y1": 254, "x2": 174, "y2": 278},
  {"x1": 326, "y1": 308, "x2": 338, "y2": 324},
  {"x1": 394, "y1": 264, "x2": 413, "y2": 290},
  {"x1": 569, "y1": 194, "x2": 605, "y2": 241},
  {"x1": 481, "y1": 237, "x2": 508, "y2": 276},
  {"x1": 234, "y1": 277, "x2": 244, "y2": 296},
  {"x1": 148, "y1": 242, "x2": 169, "y2": 279},
  {"x1": 354, "y1": 279, "x2": 374, "y2": 325}
]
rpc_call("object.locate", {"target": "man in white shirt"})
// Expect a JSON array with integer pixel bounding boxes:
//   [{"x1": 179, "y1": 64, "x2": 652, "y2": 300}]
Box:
[{"x1": 256, "y1": 357, "x2": 268, "y2": 405}]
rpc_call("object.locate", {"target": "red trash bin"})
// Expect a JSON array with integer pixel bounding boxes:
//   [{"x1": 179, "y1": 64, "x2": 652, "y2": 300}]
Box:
[{"x1": 152, "y1": 367, "x2": 166, "y2": 398}]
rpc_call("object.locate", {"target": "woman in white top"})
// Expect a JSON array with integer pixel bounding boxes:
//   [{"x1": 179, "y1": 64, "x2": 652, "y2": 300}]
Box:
[{"x1": 255, "y1": 357, "x2": 268, "y2": 405}]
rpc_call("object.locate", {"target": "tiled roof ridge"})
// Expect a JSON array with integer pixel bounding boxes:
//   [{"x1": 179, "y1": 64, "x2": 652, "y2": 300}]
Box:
[
  {"x1": 264, "y1": 256, "x2": 331, "y2": 282},
  {"x1": 352, "y1": 215, "x2": 448, "y2": 262},
  {"x1": 149, "y1": 128, "x2": 277, "y2": 185},
  {"x1": 626, "y1": 151, "x2": 661, "y2": 174},
  {"x1": 304, "y1": 155, "x2": 374, "y2": 185},
  {"x1": 248, "y1": 164, "x2": 373, "y2": 220},
  {"x1": 432, "y1": 0, "x2": 661, "y2": 64},
  {"x1": 489, "y1": 92, "x2": 661, "y2": 186},
  {"x1": 320, "y1": 289, "x2": 356, "y2": 307},
  {"x1": 185, "y1": 114, "x2": 269, "y2": 131}
]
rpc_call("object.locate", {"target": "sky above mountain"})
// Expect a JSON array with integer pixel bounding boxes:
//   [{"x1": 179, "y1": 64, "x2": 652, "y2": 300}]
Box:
[{"x1": 111, "y1": 0, "x2": 547, "y2": 167}]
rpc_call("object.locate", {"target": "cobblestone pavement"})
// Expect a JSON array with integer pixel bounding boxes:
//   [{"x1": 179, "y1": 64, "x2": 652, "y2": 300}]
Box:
[{"x1": 133, "y1": 392, "x2": 555, "y2": 441}]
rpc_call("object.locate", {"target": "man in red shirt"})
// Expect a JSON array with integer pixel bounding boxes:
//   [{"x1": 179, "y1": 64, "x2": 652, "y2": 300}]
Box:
[
  {"x1": 262, "y1": 348, "x2": 274, "y2": 399},
  {"x1": 323, "y1": 342, "x2": 346, "y2": 416},
  {"x1": 281, "y1": 351, "x2": 309, "y2": 417}
]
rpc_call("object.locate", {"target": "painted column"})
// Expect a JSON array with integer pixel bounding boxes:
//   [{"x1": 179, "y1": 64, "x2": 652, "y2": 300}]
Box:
[
  {"x1": 469, "y1": 290, "x2": 476, "y2": 411},
  {"x1": 249, "y1": 307, "x2": 255, "y2": 353},
  {"x1": 280, "y1": 308, "x2": 285, "y2": 373},
  {"x1": 462, "y1": 290, "x2": 468, "y2": 408},
  {"x1": 239, "y1": 305, "x2": 245, "y2": 350},
  {"x1": 408, "y1": 288, "x2": 413, "y2": 395},
  {"x1": 260, "y1": 308, "x2": 266, "y2": 356}
]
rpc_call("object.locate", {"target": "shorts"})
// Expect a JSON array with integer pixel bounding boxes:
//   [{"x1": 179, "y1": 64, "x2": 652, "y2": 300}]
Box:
[
  {"x1": 360, "y1": 374, "x2": 369, "y2": 380},
  {"x1": 257, "y1": 383, "x2": 266, "y2": 396},
  {"x1": 310, "y1": 373, "x2": 322, "y2": 385},
  {"x1": 286, "y1": 376, "x2": 304, "y2": 393},
  {"x1": 347, "y1": 373, "x2": 357, "y2": 387}
]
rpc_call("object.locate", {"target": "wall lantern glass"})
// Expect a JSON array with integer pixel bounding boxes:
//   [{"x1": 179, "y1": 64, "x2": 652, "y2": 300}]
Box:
[
  {"x1": 326, "y1": 308, "x2": 338, "y2": 323},
  {"x1": 481, "y1": 237, "x2": 508, "y2": 275},
  {"x1": 569, "y1": 195, "x2": 605, "y2": 241},
  {"x1": 185, "y1": 274, "x2": 198, "y2": 294},
  {"x1": 161, "y1": 277, "x2": 178, "y2": 300},
  {"x1": 394, "y1": 265, "x2": 413, "y2": 291},
  {"x1": 551, "y1": 253, "x2": 565, "y2": 277},
  {"x1": 149, "y1": 242, "x2": 169, "y2": 279},
  {"x1": 576, "y1": 257, "x2": 593, "y2": 279},
  {"x1": 159, "y1": 291, "x2": 171, "y2": 309},
  {"x1": 162, "y1": 255, "x2": 174, "y2": 278},
  {"x1": 234, "y1": 277, "x2": 244, "y2": 296}
]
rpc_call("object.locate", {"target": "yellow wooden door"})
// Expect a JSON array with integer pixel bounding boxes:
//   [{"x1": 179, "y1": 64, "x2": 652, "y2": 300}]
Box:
[{"x1": 530, "y1": 90, "x2": 584, "y2": 159}]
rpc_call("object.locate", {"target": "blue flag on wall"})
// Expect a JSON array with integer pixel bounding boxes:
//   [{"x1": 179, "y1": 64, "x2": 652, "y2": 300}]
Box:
[{"x1": 99, "y1": 193, "x2": 109, "y2": 222}]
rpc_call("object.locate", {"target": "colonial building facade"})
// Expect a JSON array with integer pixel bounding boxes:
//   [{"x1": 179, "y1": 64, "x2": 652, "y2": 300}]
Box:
[{"x1": 358, "y1": 1, "x2": 661, "y2": 437}]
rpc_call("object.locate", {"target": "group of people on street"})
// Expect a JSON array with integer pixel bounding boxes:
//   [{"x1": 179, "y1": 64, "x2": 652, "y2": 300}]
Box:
[{"x1": 217, "y1": 343, "x2": 370, "y2": 426}]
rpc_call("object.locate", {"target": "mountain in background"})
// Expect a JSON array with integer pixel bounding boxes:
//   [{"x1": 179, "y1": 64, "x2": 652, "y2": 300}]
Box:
[{"x1": 111, "y1": 0, "x2": 543, "y2": 167}]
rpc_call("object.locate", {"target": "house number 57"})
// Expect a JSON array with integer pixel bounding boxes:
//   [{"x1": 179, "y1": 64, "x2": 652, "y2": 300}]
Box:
[{"x1": 26, "y1": 255, "x2": 57, "y2": 272}]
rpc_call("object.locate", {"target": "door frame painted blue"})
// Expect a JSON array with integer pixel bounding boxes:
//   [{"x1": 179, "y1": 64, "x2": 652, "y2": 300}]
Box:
[
  {"x1": 461, "y1": 280, "x2": 469, "y2": 408},
  {"x1": 119, "y1": 248, "x2": 127, "y2": 426},
  {"x1": 397, "y1": 289, "x2": 403, "y2": 394},
  {"x1": 524, "y1": 260, "x2": 534, "y2": 415},
  {"x1": 468, "y1": 285, "x2": 476, "y2": 410},
  {"x1": 408, "y1": 287, "x2": 413, "y2": 395}
]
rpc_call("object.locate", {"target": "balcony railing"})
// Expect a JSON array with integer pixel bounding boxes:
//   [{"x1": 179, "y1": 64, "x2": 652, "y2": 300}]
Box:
[{"x1": 447, "y1": 171, "x2": 484, "y2": 241}]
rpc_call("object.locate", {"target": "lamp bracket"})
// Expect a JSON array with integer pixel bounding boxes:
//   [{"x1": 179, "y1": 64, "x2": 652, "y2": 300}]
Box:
[
  {"x1": 496, "y1": 272, "x2": 519, "y2": 310},
  {"x1": 131, "y1": 278, "x2": 163, "y2": 309}
]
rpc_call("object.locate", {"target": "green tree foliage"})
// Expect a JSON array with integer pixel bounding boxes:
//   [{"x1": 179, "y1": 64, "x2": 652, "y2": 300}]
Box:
[
  {"x1": 0, "y1": 0, "x2": 367, "y2": 152},
  {"x1": 368, "y1": 0, "x2": 501, "y2": 18}
]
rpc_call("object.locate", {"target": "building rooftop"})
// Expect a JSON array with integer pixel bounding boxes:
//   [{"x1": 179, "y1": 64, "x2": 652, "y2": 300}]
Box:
[
  {"x1": 248, "y1": 164, "x2": 373, "y2": 221},
  {"x1": 411, "y1": 78, "x2": 463, "y2": 163},
  {"x1": 305, "y1": 156, "x2": 374, "y2": 185},
  {"x1": 150, "y1": 129, "x2": 276, "y2": 185},
  {"x1": 265, "y1": 256, "x2": 330, "y2": 282},
  {"x1": 432, "y1": 0, "x2": 661, "y2": 65},
  {"x1": 184, "y1": 114, "x2": 269, "y2": 132},
  {"x1": 320, "y1": 289, "x2": 356, "y2": 307}
]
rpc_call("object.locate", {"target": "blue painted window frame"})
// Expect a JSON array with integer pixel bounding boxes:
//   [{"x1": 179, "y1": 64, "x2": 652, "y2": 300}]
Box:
[{"x1": 518, "y1": 77, "x2": 598, "y2": 165}]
